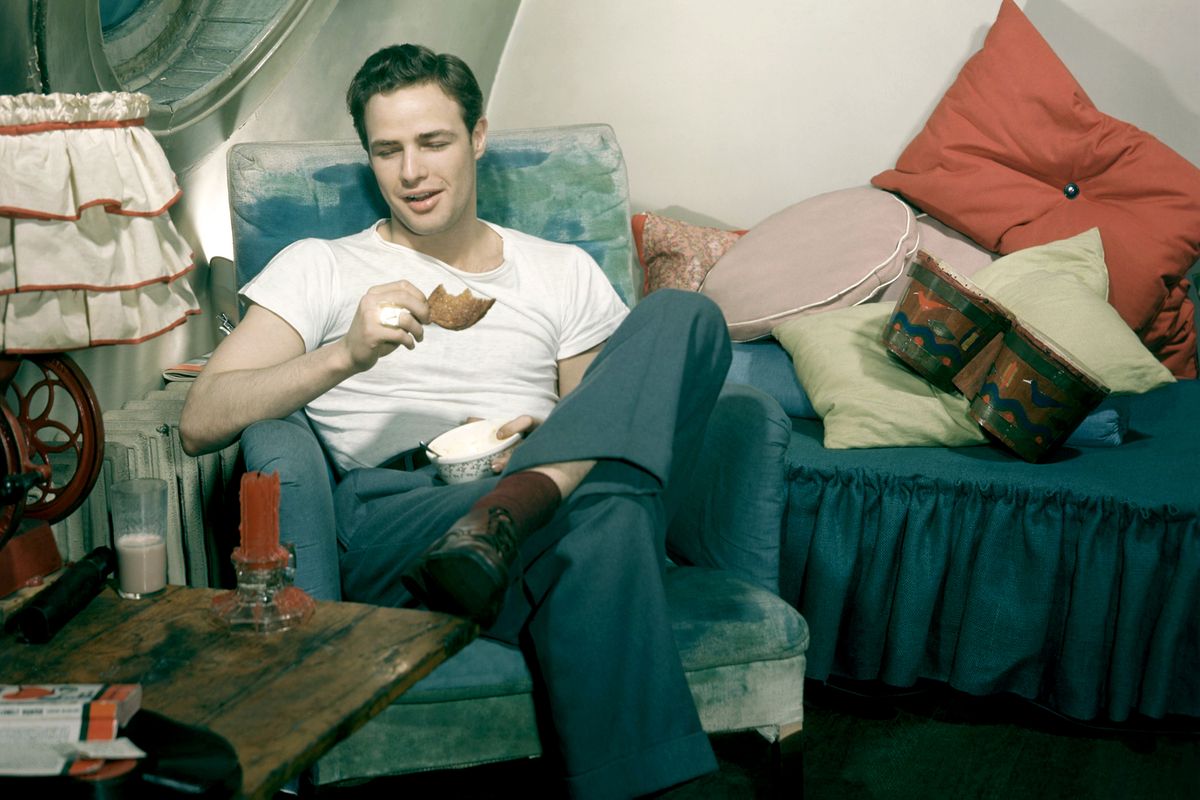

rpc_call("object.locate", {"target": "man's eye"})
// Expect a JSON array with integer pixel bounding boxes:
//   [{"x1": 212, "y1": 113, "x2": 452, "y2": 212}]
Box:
[
  {"x1": 426, "y1": 142, "x2": 449, "y2": 150},
  {"x1": 375, "y1": 149, "x2": 399, "y2": 158}
]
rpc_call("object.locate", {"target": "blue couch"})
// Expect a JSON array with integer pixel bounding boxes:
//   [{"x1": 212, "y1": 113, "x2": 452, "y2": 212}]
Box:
[
  {"x1": 734, "y1": 275, "x2": 1200, "y2": 724},
  {"x1": 224, "y1": 125, "x2": 808, "y2": 786}
]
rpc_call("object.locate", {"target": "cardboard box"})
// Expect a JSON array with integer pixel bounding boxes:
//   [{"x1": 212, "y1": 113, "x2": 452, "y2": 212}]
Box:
[{"x1": 0, "y1": 684, "x2": 142, "y2": 742}]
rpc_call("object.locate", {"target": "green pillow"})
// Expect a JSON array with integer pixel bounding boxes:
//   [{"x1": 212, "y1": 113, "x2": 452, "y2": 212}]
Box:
[
  {"x1": 970, "y1": 228, "x2": 1175, "y2": 394},
  {"x1": 773, "y1": 304, "x2": 988, "y2": 449}
]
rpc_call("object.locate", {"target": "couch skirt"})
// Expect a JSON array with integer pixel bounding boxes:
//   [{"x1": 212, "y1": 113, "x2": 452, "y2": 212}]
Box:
[{"x1": 782, "y1": 379, "x2": 1200, "y2": 722}]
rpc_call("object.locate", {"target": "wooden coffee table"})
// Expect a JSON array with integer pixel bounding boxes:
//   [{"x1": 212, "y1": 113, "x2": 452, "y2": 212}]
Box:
[{"x1": 1, "y1": 583, "x2": 476, "y2": 799}]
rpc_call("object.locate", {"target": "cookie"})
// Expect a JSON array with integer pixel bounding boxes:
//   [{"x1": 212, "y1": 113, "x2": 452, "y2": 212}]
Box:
[{"x1": 427, "y1": 284, "x2": 495, "y2": 330}]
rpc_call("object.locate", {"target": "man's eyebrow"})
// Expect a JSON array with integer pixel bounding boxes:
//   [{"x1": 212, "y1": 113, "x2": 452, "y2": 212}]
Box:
[
  {"x1": 370, "y1": 130, "x2": 458, "y2": 150},
  {"x1": 417, "y1": 129, "x2": 458, "y2": 142}
]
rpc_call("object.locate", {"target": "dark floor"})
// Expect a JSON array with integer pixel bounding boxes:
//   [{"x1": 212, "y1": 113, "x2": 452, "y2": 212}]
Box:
[{"x1": 308, "y1": 679, "x2": 1200, "y2": 799}]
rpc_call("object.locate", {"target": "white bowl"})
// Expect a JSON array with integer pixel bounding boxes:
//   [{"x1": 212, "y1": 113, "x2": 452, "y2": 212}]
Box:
[{"x1": 425, "y1": 419, "x2": 521, "y2": 485}]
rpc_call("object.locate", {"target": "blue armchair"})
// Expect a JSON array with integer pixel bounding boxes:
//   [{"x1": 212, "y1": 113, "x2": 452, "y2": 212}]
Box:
[{"x1": 224, "y1": 125, "x2": 808, "y2": 786}]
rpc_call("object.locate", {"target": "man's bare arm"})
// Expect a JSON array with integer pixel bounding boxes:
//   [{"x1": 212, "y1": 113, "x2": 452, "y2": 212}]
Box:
[
  {"x1": 556, "y1": 342, "x2": 603, "y2": 398},
  {"x1": 180, "y1": 282, "x2": 429, "y2": 456},
  {"x1": 179, "y1": 306, "x2": 345, "y2": 455}
]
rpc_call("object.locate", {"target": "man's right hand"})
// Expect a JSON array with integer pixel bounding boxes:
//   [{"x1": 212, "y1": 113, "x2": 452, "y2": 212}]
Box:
[{"x1": 343, "y1": 280, "x2": 432, "y2": 371}]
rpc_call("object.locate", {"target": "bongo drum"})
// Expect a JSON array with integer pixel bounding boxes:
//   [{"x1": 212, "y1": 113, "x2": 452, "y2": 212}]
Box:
[
  {"x1": 881, "y1": 252, "x2": 1011, "y2": 394},
  {"x1": 969, "y1": 324, "x2": 1110, "y2": 462}
]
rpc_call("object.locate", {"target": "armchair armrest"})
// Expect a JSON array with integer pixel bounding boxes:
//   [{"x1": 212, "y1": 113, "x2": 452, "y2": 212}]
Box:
[
  {"x1": 666, "y1": 383, "x2": 791, "y2": 594},
  {"x1": 239, "y1": 410, "x2": 341, "y2": 600}
]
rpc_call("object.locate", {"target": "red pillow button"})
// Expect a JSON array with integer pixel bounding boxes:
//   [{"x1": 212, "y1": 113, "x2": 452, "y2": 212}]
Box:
[{"x1": 1064, "y1": 182, "x2": 1080, "y2": 199}]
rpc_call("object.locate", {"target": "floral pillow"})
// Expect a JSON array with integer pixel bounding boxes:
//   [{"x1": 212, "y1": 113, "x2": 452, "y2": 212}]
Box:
[{"x1": 631, "y1": 212, "x2": 745, "y2": 296}]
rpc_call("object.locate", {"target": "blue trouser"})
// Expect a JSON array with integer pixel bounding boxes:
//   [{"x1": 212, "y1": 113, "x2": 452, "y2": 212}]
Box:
[{"x1": 246, "y1": 290, "x2": 731, "y2": 799}]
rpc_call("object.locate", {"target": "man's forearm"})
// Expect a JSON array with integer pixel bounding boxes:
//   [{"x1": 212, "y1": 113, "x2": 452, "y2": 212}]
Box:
[{"x1": 179, "y1": 343, "x2": 355, "y2": 456}]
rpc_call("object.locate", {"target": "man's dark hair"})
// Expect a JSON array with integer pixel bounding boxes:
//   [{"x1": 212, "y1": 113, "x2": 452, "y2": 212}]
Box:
[{"x1": 346, "y1": 44, "x2": 484, "y2": 150}]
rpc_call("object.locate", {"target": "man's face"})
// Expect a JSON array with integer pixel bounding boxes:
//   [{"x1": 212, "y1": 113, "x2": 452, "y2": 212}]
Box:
[{"x1": 364, "y1": 82, "x2": 486, "y2": 248}]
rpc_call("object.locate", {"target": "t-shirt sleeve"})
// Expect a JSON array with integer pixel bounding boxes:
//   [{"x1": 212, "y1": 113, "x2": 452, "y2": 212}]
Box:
[
  {"x1": 556, "y1": 247, "x2": 630, "y2": 360},
  {"x1": 239, "y1": 239, "x2": 339, "y2": 352}
]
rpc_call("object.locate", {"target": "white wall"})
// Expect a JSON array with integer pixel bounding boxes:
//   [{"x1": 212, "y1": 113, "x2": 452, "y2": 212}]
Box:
[{"x1": 487, "y1": 0, "x2": 1200, "y2": 230}]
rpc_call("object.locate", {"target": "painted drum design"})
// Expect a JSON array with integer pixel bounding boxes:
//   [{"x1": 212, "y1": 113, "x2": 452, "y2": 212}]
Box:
[
  {"x1": 970, "y1": 324, "x2": 1109, "y2": 462},
  {"x1": 881, "y1": 251, "x2": 1011, "y2": 394}
]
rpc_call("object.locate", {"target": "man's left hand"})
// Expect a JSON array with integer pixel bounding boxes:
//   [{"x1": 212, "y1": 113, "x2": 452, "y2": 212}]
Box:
[{"x1": 491, "y1": 415, "x2": 540, "y2": 473}]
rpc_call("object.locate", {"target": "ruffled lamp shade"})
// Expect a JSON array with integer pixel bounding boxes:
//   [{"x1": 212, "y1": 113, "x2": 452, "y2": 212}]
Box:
[{"x1": 0, "y1": 91, "x2": 199, "y2": 352}]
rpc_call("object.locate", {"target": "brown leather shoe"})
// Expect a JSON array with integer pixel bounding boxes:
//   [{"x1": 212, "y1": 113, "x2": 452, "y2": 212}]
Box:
[{"x1": 400, "y1": 506, "x2": 519, "y2": 628}]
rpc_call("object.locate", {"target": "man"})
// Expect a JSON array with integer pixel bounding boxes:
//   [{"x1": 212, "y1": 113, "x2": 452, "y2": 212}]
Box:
[{"x1": 180, "y1": 44, "x2": 730, "y2": 799}]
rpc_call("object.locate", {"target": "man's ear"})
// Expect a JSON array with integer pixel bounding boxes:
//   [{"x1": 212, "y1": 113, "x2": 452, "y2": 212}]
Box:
[{"x1": 473, "y1": 117, "x2": 488, "y2": 161}]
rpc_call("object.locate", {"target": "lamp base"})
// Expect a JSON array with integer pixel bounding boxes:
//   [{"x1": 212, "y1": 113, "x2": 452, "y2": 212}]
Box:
[{"x1": 0, "y1": 518, "x2": 64, "y2": 599}]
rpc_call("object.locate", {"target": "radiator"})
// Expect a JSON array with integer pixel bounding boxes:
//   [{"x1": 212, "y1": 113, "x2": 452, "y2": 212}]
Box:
[{"x1": 51, "y1": 382, "x2": 241, "y2": 588}]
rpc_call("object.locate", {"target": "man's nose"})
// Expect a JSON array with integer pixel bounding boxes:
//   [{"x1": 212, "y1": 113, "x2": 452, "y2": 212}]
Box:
[{"x1": 401, "y1": 150, "x2": 427, "y2": 184}]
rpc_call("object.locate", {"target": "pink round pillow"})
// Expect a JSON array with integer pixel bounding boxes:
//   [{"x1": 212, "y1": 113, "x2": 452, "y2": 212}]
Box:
[{"x1": 700, "y1": 187, "x2": 918, "y2": 341}]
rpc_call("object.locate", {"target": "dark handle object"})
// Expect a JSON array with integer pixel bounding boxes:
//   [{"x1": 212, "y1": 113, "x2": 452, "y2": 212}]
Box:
[{"x1": 5, "y1": 546, "x2": 116, "y2": 643}]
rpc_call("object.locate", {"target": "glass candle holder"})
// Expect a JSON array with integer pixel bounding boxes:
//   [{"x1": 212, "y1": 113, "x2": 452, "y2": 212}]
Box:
[{"x1": 211, "y1": 542, "x2": 315, "y2": 633}]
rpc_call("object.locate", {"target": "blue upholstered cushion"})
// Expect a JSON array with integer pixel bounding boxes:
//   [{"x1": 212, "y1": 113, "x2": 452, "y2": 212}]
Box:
[
  {"x1": 401, "y1": 565, "x2": 807, "y2": 703},
  {"x1": 319, "y1": 565, "x2": 808, "y2": 782},
  {"x1": 1065, "y1": 396, "x2": 1130, "y2": 448},
  {"x1": 728, "y1": 340, "x2": 816, "y2": 419},
  {"x1": 475, "y1": 126, "x2": 636, "y2": 304},
  {"x1": 227, "y1": 125, "x2": 638, "y2": 303},
  {"x1": 666, "y1": 384, "x2": 791, "y2": 594}
]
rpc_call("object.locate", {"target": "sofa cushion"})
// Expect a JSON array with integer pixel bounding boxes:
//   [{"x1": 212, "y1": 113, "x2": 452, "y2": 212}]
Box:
[
  {"x1": 316, "y1": 565, "x2": 809, "y2": 782},
  {"x1": 774, "y1": 303, "x2": 987, "y2": 450},
  {"x1": 631, "y1": 211, "x2": 745, "y2": 295},
  {"x1": 400, "y1": 566, "x2": 808, "y2": 703},
  {"x1": 970, "y1": 229, "x2": 1174, "y2": 395},
  {"x1": 871, "y1": 0, "x2": 1200, "y2": 378},
  {"x1": 229, "y1": 125, "x2": 639, "y2": 304},
  {"x1": 1067, "y1": 397, "x2": 1129, "y2": 449},
  {"x1": 702, "y1": 187, "x2": 918, "y2": 341},
  {"x1": 666, "y1": 383, "x2": 792, "y2": 594},
  {"x1": 728, "y1": 340, "x2": 816, "y2": 420}
]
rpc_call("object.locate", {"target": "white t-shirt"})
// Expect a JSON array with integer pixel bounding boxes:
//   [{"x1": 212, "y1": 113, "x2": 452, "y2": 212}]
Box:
[{"x1": 241, "y1": 221, "x2": 629, "y2": 473}]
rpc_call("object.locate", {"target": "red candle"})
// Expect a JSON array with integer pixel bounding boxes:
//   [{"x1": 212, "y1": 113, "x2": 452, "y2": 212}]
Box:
[{"x1": 238, "y1": 471, "x2": 284, "y2": 563}]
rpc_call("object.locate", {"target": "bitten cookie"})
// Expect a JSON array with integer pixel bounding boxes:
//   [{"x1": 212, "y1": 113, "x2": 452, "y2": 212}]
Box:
[{"x1": 428, "y1": 284, "x2": 495, "y2": 330}]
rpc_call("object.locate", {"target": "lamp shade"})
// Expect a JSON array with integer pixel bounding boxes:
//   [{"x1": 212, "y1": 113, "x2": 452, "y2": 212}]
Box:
[{"x1": 0, "y1": 92, "x2": 199, "y2": 352}]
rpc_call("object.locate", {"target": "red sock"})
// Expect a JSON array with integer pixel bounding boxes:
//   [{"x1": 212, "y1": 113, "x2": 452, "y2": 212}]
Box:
[{"x1": 471, "y1": 470, "x2": 561, "y2": 538}]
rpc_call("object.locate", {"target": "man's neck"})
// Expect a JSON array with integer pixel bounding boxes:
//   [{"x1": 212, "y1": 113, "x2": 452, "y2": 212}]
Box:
[{"x1": 384, "y1": 217, "x2": 503, "y2": 274}]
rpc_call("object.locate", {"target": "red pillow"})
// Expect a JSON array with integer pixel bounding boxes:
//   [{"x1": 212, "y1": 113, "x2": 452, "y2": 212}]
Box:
[
  {"x1": 872, "y1": 0, "x2": 1200, "y2": 377},
  {"x1": 630, "y1": 212, "x2": 746, "y2": 296}
]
